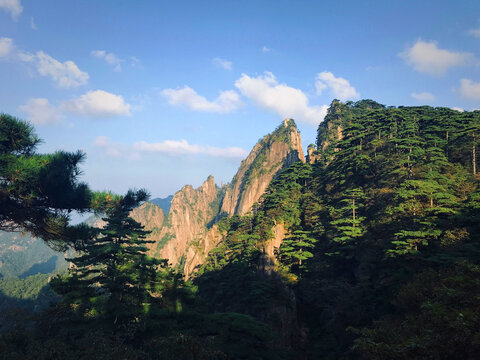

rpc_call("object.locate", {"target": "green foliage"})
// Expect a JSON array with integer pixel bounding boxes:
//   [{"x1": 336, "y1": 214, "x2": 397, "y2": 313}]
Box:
[
  {"x1": 4, "y1": 101, "x2": 480, "y2": 358},
  {"x1": 52, "y1": 189, "x2": 169, "y2": 328},
  {"x1": 354, "y1": 262, "x2": 480, "y2": 359},
  {"x1": 195, "y1": 100, "x2": 480, "y2": 357},
  {"x1": 0, "y1": 274, "x2": 59, "y2": 314},
  {"x1": 329, "y1": 187, "x2": 366, "y2": 258},
  {"x1": 0, "y1": 232, "x2": 68, "y2": 278},
  {"x1": 277, "y1": 230, "x2": 316, "y2": 274},
  {"x1": 0, "y1": 114, "x2": 108, "y2": 251}
]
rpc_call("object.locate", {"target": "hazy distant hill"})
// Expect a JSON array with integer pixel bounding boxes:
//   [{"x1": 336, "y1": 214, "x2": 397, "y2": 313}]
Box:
[
  {"x1": 150, "y1": 195, "x2": 173, "y2": 214},
  {"x1": 0, "y1": 232, "x2": 68, "y2": 321},
  {"x1": 0, "y1": 232, "x2": 68, "y2": 279}
]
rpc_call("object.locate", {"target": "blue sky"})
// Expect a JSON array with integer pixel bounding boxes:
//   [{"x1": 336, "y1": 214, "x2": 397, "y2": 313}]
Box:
[{"x1": 1, "y1": 0, "x2": 479, "y2": 198}]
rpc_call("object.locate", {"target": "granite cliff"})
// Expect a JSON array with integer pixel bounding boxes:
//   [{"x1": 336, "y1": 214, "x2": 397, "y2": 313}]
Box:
[{"x1": 132, "y1": 118, "x2": 305, "y2": 274}]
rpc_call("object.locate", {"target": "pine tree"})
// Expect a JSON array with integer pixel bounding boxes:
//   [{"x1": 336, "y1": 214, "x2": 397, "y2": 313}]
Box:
[
  {"x1": 52, "y1": 189, "x2": 167, "y2": 328},
  {"x1": 277, "y1": 229, "x2": 317, "y2": 274},
  {"x1": 329, "y1": 188, "x2": 366, "y2": 258},
  {"x1": 0, "y1": 114, "x2": 94, "y2": 249}
]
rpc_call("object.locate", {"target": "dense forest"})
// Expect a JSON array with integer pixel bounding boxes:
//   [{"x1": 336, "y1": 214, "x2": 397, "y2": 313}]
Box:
[{"x1": 1, "y1": 99, "x2": 480, "y2": 359}]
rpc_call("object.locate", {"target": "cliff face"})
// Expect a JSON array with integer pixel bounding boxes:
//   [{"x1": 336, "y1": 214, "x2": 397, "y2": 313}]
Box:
[
  {"x1": 155, "y1": 175, "x2": 220, "y2": 267},
  {"x1": 130, "y1": 202, "x2": 164, "y2": 231},
  {"x1": 220, "y1": 118, "x2": 305, "y2": 216},
  {"x1": 183, "y1": 224, "x2": 222, "y2": 278},
  {"x1": 131, "y1": 118, "x2": 305, "y2": 273}
]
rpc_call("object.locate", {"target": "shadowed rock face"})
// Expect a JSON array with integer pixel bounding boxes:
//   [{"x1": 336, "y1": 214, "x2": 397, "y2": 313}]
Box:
[{"x1": 131, "y1": 119, "x2": 305, "y2": 274}]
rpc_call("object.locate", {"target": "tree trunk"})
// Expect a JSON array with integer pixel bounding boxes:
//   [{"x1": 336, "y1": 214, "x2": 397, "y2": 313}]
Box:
[
  {"x1": 473, "y1": 132, "x2": 476, "y2": 176},
  {"x1": 446, "y1": 131, "x2": 449, "y2": 160},
  {"x1": 352, "y1": 198, "x2": 356, "y2": 227}
]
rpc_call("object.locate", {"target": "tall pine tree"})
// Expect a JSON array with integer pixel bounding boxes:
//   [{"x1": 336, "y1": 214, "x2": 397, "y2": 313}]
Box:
[{"x1": 53, "y1": 189, "x2": 167, "y2": 328}]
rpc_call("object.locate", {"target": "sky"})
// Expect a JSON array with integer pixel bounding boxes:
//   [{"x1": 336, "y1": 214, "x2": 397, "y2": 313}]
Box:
[{"x1": 1, "y1": 0, "x2": 480, "y2": 199}]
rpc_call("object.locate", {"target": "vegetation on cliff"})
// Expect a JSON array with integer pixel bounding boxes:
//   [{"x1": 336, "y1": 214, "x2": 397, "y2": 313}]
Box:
[
  {"x1": 192, "y1": 100, "x2": 480, "y2": 358},
  {"x1": 2, "y1": 101, "x2": 480, "y2": 358}
]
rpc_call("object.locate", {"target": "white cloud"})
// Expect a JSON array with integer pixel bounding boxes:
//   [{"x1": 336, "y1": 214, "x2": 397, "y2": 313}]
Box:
[
  {"x1": 133, "y1": 139, "x2": 247, "y2": 158},
  {"x1": 315, "y1": 71, "x2": 359, "y2": 101},
  {"x1": 129, "y1": 56, "x2": 141, "y2": 67},
  {"x1": 18, "y1": 51, "x2": 89, "y2": 88},
  {"x1": 212, "y1": 57, "x2": 232, "y2": 70},
  {"x1": 411, "y1": 92, "x2": 435, "y2": 103},
  {"x1": 0, "y1": 37, "x2": 13, "y2": 57},
  {"x1": 93, "y1": 136, "x2": 122, "y2": 157},
  {"x1": 262, "y1": 46, "x2": 271, "y2": 53},
  {"x1": 0, "y1": 0, "x2": 22, "y2": 19},
  {"x1": 468, "y1": 28, "x2": 480, "y2": 38},
  {"x1": 452, "y1": 107, "x2": 464, "y2": 112},
  {"x1": 459, "y1": 79, "x2": 480, "y2": 101},
  {"x1": 91, "y1": 50, "x2": 123, "y2": 72},
  {"x1": 94, "y1": 136, "x2": 247, "y2": 159},
  {"x1": 18, "y1": 98, "x2": 61, "y2": 125},
  {"x1": 62, "y1": 90, "x2": 131, "y2": 118},
  {"x1": 30, "y1": 16, "x2": 37, "y2": 30},
  {"x1": 400, "y1": 39, "x2": 472, "y2": 76},
  {"x1": 162, "y1": 86, "x2": 242, "y2": 113},
  {"x1": 234, "y1": 71, "x2": 328, "y2": 125}
]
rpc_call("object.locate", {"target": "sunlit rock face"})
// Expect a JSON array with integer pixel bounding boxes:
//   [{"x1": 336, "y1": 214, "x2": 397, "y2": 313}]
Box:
[
  {"x1": 220, "y1": 118, "x2": 305, "y2": 217},
  {"x1": 133, "y1": 119, "x2": 305, "y2": 274}
]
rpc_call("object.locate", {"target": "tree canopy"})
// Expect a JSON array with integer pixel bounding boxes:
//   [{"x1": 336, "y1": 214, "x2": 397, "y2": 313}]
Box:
[{"x1": 0, "y1": 114, "x2": 107, "y2": 250}]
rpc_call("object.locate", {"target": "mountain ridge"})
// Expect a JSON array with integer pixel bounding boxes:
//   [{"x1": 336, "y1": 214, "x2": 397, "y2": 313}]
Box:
[{"x1": 132, "y1": 118, "x2": 306, "y2": 274}]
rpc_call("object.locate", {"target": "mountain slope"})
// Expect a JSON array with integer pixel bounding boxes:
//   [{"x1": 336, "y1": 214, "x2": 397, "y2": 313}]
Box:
[
  {"x1": 131, "y1": 118, "x2": 305, "y2": 273},
  {"x1": 220, "y1": 118, "x2": 305, "y2": 216},
  {"x1": 191, "y1": 100, "x2": 480, "y2": 357}
]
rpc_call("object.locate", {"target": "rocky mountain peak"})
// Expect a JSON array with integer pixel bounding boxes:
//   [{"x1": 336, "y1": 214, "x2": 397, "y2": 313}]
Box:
[
  {"x1": 132, "y1": 118, "x2": 307, "y2": 273},
  {"x1": 220, "y1": 118, "x2": 305, "y2": 216}
]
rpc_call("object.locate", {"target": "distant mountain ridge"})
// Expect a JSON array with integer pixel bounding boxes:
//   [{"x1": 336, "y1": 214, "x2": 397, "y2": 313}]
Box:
[
  {"x1": 150, "y1": 195, "x2": 174, "y2": 214},
  {"x1": 0, "y1": 231, "x2": 68, "y2": 278}
]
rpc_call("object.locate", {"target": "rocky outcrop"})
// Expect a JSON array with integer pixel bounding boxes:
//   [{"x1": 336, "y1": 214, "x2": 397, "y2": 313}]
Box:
[
  {"x1": 183, "y1": 224, "x2": 222, "y2": 278},
  {"x1": 130, "y1": 118, "x2": 306, "y2": 274},
  {"x1": 130, "y1": 202, "x2": 164, "y2": 231},
  {"x1": 316, "y1": 99, "x2": 346, "y2": 151},
  {"x1": 259, "y1": 222, "x2": 286, "y2": 276},
  {"x1": 220, "y1": 119, "x2": 305, "y2": 216},
  {"x1": 155, "y1": 175, "x2": 220, "y2": 267},
  {"x1": 306, "y1": 144, "x2": 321, "y2": 164}
]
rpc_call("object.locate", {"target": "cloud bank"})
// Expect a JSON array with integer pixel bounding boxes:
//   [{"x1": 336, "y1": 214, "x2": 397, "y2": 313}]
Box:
[
  {"x1": 0, "y1": 0, "x2": 22, "y2": 19},
  {"x1": 212, "y1": 57, "x2": 232, "y2": 70},
  {"x1": 134, "y1": 139, "x2": 247, "y2": 158},
  {"x1": 91, "y1": 50, "x2": 123, "y2": 71},
  {"x1": 460, "y1": 79, "x2": 480, "y2": 101},
  {"x1": 315, "y1": 71, "x2": 359, "y2": 101},
  {"x1": 94, "y1": 136, "x2": 247, "y2": 159},
  {"x1": 18, "y1": 98, "x2": 61, "y2": 125},
  {"x1": 411, "y1": 92, "x2": 435, "y2": 103},
  {"x1": 62, "y1": 90, "x2": 131, "y2": 118},
  {"x1": 235, "y1": 71, "x2": 328, "y2": 125},
  {"x1": 18, "y1": 50, "x2": 89, "y2": 88},
  {"x1": 400, "y1": 39, "x2": 472, "y2": 76},
  {"x1": 468, "y1": 28, "x2": 480, "y2": 38},
  {"x1": 162, "y1": 86, "x2": 242, "y2": 113},
  {"x1": 0, "y1": 37, "x2": 13, "y2": 57}
]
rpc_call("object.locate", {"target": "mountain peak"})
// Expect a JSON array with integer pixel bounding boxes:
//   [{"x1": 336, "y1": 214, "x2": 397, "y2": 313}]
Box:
[
  {"x1": 132, "y1": 118, "x2": 306, "y2": 273},
  {"x1": 282, "y1": 118, "x2": 295, "y2": 128},
  {"x1": 220, "y1": 118, "x2": 305, "y2": 216}
]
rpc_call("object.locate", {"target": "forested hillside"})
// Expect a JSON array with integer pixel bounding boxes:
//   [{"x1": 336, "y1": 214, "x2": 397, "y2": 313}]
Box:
[
  {"x1": 0, "y1": 232, "x2": 67, "y2": 325},
  {"x1": 2, "y1": 101, "x2": 480, "y2": 359},
  {"x1": 193, "y1": 100, "x2": 480, "y2": 358}
]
